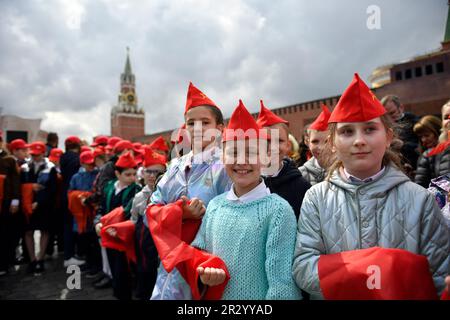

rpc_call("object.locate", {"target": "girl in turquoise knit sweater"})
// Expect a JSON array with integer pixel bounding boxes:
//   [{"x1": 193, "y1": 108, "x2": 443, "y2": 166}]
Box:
[{"x1": 192, "y1": 100, "x2": 301, "y2": 300}]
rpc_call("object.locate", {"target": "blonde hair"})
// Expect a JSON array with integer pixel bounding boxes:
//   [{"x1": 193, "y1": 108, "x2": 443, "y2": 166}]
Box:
[
  {"x1": 325, "y1": 114, "x2": 404, "y2": 180},
  {"x1": 413, "y1": 115, "x2": 441, "y2": 137}
]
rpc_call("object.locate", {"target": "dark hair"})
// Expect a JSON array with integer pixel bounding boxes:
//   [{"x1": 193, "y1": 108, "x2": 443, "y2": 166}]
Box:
[
  {"x1": 65, "y1": 142, "x2": 80, "y2": 152},
  {"x1": 47, "y1": 132, "x2": 58, "y2": 143},
  {"x1": 115, "y1": 166, "x2": 137, "y2": 174}
]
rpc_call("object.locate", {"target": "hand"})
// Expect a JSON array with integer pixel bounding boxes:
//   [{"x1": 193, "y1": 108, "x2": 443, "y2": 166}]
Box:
[
  {"x1": 10, "y1": 205, "x2": 19, "y2": 214},
  {"x1": 32, "y1": 183, "x2": 44, "y2": 192},
  {"x1": 445, "y1": 275, "x2": 450, "y2": 292},
  {"x1": 197, "y1": 267, "x2": 226, "y2": 286},
  {"x1": 181, "y1": 196, "x2": 206, "y2": 220},
  {"x1": 106, "y1": 227, "x2": 117, "y2": 237},
  {"x1": 79, "y1": 195, "x2": 87, "y2": 206},
  {"x1": 95, "y1": 223, "x2": 103, "y2": 236},
  {"x1": 31, "y1": 202, "x2": 38, "y2": 211}
]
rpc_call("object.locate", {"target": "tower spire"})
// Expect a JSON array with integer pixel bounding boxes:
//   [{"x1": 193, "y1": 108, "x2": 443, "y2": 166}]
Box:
[
  {"x1": 124, "y1": 46, "x2": 132, "y2": 76},
  {"x1": 443, "y1": 1, "x2": 450, "y2": 50}
]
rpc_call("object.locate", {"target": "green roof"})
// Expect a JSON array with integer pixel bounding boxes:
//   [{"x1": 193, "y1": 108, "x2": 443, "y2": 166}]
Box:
[{"x1": 445, "y1": 3, "x2": 450, "y2": 42}]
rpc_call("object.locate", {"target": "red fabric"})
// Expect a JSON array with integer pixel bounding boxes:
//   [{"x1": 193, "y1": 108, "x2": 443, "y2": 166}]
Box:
[
  {"x1": 8, "y1": 139, "x2": 29, "y2": 151},
  {"x1": 29, "y1": 141, "x2": 46, "y2": 155},
  {"x1": 223, "y1": 100, "x2": 270, "y2": 142},
  {"x1": 100, "y1": 206, "x2": 125, "y2": 227},
  {"x1": 310, "y1": 105, "x2": 331, "y2": 131},
  {"x1": 0, "y1": 175, "x2": 5, "y2": 212},
  {"x1": 328, "y1": 73, "x2": 386, "y2": 123},
  {"x1": 144, "y1": 148, "x2": 167, "y2": 167},
  {"x1": 48, "y1": 148, "x2": 63, "y2": 162},
  {"x1": 21, "y1": 183, "x2": 34, "y2": 217},
  {"x1": 318, "y1": 247, "x2": 438, "y2": 300},
  {"x1": 113, "y1": 140, "x2": 133, "y2": 153},
  {"x1": 80, "y1": 151, "x2": 94, "y2": 164},
  {"x1": 149, "y1": 136, "x2": 169, "y2": 152},
  {"x1": 146, "y1": 201, "x2": 230, "y2": 300},
  {"x1": 256, "y1": 100, "x2": 288, "y2": 128},
  {"x1": 93, "y1": 146, "x2": 105, "y2": 158},
  {"x1": 184, "y1": 82, "x2": 219, "y2": 114},
  {"x1": 91, "y1": 135, "x2": 108, "y2": 147},
  {"x1": 65, "y1": 136, "x2": 81, "y2": 145},
  {"x1": 107, "y1": 136, "x2": 121, "y2": 147},
  {"x1": 426, "y1": 140, "x2": 450, "y2": 157},
  {"x1": 68, "y1": 190, "x2": 94, "y2": 233},
  {"x1": 80, "y1": 146, "x2": 91, "y2": 153},
  {"x1": 441, "y1": 288, "x2": 450, "y2": 300},
  {"x1": 115, "y1": 151, "x2": 137, "y2": 169},
  {"x1": 100, "y1": 220, "x2": 136, "y2": 263}
]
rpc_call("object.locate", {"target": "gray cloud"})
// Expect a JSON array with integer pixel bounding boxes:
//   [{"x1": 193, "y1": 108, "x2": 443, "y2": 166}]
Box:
[{"x1": 0, "y1": 0, "x2": 447, "y2": 144}]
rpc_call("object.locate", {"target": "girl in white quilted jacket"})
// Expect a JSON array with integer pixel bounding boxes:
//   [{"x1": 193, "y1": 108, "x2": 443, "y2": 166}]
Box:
[{"x1": 293, "y1": 73, "x2": 449, "y2": 299}]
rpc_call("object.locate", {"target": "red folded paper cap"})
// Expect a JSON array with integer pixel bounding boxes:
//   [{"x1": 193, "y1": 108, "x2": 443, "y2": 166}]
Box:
[
  {"x1": 310, "y1": 104, "x2": 332, "y2": 131},
  {"x1": 328, "y1": 73, "x2": 386, "y2": 123},
  {"x1": 184, "y1": 82, "x2": 219, "y2": 114},
  {"x1": 256, "y1": 100, "x2": 288, "y2": 127}
]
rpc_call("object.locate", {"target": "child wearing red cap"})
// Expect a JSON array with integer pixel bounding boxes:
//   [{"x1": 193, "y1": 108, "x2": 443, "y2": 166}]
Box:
[
  {"x1": 299, "y1": 105, "x2": 331, "y2": 185},
  {"x1": 20, "y1": 141, "x2": 57, "y2": 274},
  {"x1": 190, "y1": 100, "x2": 301, "y2": 299},
  {"x1": 68, "y1": 151, "x2": 101, "y2": 275},
  {"x1": 293, "y1": 74, "x2": 449, "y2": 299},
  {"x1": 256, "y1": 100, "x2": 311, "y2": 220},
  {"x1": 148, "y1": 82, "x2": 231, "y2": 300},
  {"x1": 94, "y1": 152, "x2": 141, "y2": 299},
  {"x1": 130, "y1": 148, "x2": 167, "y2": 299},
  {"x1": 0, "y1": 135, "x2": 22, "y2": 275}
]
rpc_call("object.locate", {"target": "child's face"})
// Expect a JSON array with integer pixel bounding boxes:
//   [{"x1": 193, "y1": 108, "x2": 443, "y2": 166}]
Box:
[
  {"x1": 333, "y1": 117, "x2": 392, "y2": 179},
  {"x1": 115, "y1": 168, "x2": 137, "y2": 185},
  {"x1": 418, "y1": 129, "x2": 438, "y2": 150},
  {"x1": 185, "y1": 106, "x2": 223, "y2": 151},
  {"x1": 14, "y1": 148, "x2": 29, "y2": 160},
  {"x1": 143, "y1": 164, "x2": 165, "y2": 187},
  {"x1": 82, "y1": 163, "x2": 95, "y2": 172},
  {"x1": 224, "y1": 140, "x2": 262, "y2": 191},
  {"x1": 307, "y1": 130, "x2": 328, "y2": 166},
  {"x1": 268, "y1": 123, "x2": 291, "y2": 165},
  {"x1": 442, "y1": 104, "x2": 450, "y2": 131}
]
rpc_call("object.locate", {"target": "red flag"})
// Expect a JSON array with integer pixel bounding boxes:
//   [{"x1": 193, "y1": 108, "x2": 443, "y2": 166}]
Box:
[
  {"x1": 21, "y1": 183, "x2": 34, "y2": 217},
  {"x1": 68, "y1": 190, "x2": 93, "y2": 233},
  {"x1": 100, "y1": 206, "x2": 125, "y2": 226},
  {"x1": 318, "y1": 247, "x2": 438, "y2": 300},
  {"x1": 100, "y1": 220, "x2": 136, "y2": 263},
  {"x1": 146, "y1": 201, "x2": 230, "y2": 300}
]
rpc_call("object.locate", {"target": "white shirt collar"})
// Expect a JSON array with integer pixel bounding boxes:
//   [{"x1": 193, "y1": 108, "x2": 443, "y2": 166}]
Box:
[
  {"x1": 226, "y1": 180, "x2": 271, "y2": 204},
  {"x1": 185, "y1": 145, "x2": 219, "y2": 169},
  {"x1": 114, "y1": 180, "x2": 128, "y2": 195},
  {"x1": 343, "y1": 166, "x2": 385, "y2": 184},
  {"x1": 262, "y1": 161, "x2": 284, "y2": 178}
]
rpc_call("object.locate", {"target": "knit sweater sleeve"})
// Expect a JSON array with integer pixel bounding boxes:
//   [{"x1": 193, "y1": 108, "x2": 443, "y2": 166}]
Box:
[
  {"x1": 191, "y1": 196, "x2": 220, "y2": 251},
  {"x1": 265, "y1": 197, "x2": 302, "y2": 300}
]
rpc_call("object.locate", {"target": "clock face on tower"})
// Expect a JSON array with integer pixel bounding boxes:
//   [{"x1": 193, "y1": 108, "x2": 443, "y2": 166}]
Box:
[{"x1": 126, "y1": 93, "x2": 135, "y2": 103}]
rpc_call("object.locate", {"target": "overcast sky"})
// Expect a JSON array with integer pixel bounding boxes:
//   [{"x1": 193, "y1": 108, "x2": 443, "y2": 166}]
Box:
[{"x1": 0, "y1": 0, "x2": 448, "y2": 145}]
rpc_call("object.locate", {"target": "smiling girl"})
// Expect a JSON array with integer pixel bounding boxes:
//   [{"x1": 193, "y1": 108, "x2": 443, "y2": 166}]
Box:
[{"x1": 293, "y1": 74, "x2": 449, "y2": 299}]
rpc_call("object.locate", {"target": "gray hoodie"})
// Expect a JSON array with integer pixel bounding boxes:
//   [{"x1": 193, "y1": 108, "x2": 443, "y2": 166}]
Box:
[{"x1": 299, "y1": 157, "x2": 326, "y2": 186}]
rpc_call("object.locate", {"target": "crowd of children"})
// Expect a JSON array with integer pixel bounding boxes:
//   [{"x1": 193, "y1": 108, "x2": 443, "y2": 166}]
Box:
[{"x1": 0, "y1": 78, "x2": 449, "y2": 300}]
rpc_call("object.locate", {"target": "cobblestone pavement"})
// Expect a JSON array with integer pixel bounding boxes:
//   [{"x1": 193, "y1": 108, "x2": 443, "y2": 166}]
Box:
[{"x1": 0, "y1": 253, "x2": 116, "y2": 300}]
